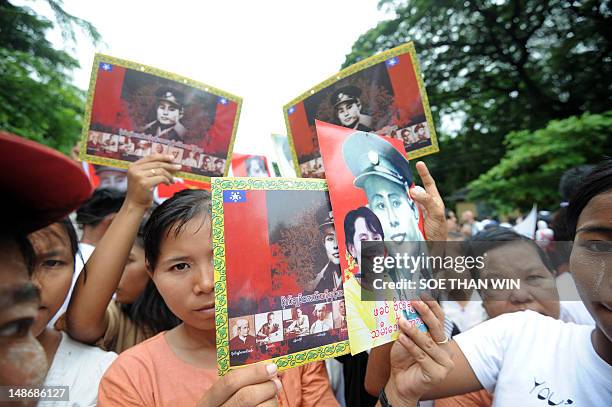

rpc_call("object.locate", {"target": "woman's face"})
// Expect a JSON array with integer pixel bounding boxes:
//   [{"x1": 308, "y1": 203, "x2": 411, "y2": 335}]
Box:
[
  {"x1": 116, "y1": 244, "x2": 149, "y2": 304},
  {"x1": 28, "y1": 223, "x2": 74, "y2": 337},
  {"x1": 480, "y1": 241, "x2": 559, "y2": 319},
  {"x1": 569, "y1": 191, "x2": 612, "y2": 341},
  {"x1": 348, "y1": 216, "x2": 383, "y2": 266},
  {"x1": 151, "y1": 216, "x2": 215, "y2": 331},
  {"x1": 296, "y1": 308, "x2": 302, "y2": 318}
]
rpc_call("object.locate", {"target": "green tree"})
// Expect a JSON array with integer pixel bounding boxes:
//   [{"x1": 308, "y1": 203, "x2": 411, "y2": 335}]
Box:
[
  {"x1": 0, "y1": 0, "x2": 100, "y2": 153},
  {"x1": 343, "y1": 0, "x2": 611, "y2": 199},
  {"x1": 468, "y1": 111, "x2": 612, "y2": 214}
]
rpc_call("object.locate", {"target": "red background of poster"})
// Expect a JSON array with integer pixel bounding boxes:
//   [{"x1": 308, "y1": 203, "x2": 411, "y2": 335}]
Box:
[
  {"x1": 223, "y1": 190, "x2": 274, "y2": 310},
  {"x1": 315, "y1": 120, "x2": 425, "y2": 280}
]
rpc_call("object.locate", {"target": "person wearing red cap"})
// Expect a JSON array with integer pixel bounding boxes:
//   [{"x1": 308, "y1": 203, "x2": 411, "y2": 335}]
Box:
[{"x1": 0, "y1": 132, "x2": 91, "y2": 389}]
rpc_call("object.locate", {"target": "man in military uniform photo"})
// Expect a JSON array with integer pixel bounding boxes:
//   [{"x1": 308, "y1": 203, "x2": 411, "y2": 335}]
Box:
[
  {"x1": 141, "y1": 87, "x2": 187, "y2": 141},
  {"x1": 342, "y1": 132, "x2": 422, "y2": 244},
  {"x1": 329, "y1": 85, "x2": 373, "y2": 132},
  {"x1": 311, "y1": 207, "x2": 342, "y2": 293}
]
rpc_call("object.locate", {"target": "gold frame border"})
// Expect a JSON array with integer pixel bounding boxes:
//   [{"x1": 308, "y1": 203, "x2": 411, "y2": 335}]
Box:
[
  {"x1": 212, "y1": 177, "x2": 350, "y2": 376},
  {"x1": 79, "y1": 53, "x2": 243, "y2": 184},
  {"x1": 282, "y1": 42, "x2": 439, "y2": 176}
]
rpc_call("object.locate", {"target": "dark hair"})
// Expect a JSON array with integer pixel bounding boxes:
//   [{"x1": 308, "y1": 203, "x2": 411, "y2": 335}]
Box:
[
  {"x1": 567, "y1": 159, "x2": 612, "y2": 238},
  {"x1": 56, "y1": 218, "x2": 86, "y2": 280},
  {"x1": 143, "y1": 189, "x2": 211, "y2": 270},
  {"x1": 559, "y1": 165, "x2": 595, "y2": 202},
  {"x1": 121, "y1": 280, "x2": 180, "y2": 333},
  {"x1": 467, "y1": 227, "x2": 554, "y2": 279},
  {"x1": 76, "y1": 188, "x2": 125, "y2": 227},
  {"x1": 445, "y1": 209, "x2": 455, "y2": 220},
  {"x1": 57, "y1": 218, "x2": 79, "y2": 261},
  {"x1": 344, "y1": 206, "x2": 384, "y2": 249}
]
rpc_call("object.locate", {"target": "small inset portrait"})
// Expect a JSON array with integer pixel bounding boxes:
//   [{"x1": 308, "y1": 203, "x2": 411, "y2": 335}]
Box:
[
  {"x1": 309, "y1": 303, "x2": 333, "y2": 334},
  {"x1": 213, "y1": 157, "x2": 225, "y2": 175},
  {"x1": 412, "y1": 122, "x2": 430, "y2": 141},
  {"x1": 200, "y1": 154, "x2": 213, "y2": 171},
  {"x1": 181, "y1": 150, "x2": 199, "y2": 168},
  {"x1": 283, "y1": 307, "x2": 310, "y2": 338},
  {"x1": 118, "y1": 136, "x2": 136, "y2": 155},
  {"x1": 168, "y1": 146, "x2": 184, "y2": 164},
  {"x1": 134, "y1": 139, "x2": 151, "y2": 157},
  {"x1": 151, "y1": 142, "x2": 169, "y2": 155},
  {"x1": 229, "y1": 316, "x2": 256, "y2": 351},
  {"x1": 255, "y1": 311, "x2": 283, "y2": 345},
  {"x1": 332, "y1": 300, "x2": 347, "y2": 330},
  {"x1": 88, "y1": 130, "x2": 103, "y2": 149}
]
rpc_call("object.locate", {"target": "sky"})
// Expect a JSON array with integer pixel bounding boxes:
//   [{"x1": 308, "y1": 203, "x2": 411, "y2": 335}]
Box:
[{"x1": 19, "y1": 0, "x2": 391, "y2": 158}]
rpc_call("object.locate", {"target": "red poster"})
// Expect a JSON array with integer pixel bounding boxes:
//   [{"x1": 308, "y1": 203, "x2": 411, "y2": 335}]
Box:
[{"x1": 316, "y1": 120, "x2": 427, "y2": 354}]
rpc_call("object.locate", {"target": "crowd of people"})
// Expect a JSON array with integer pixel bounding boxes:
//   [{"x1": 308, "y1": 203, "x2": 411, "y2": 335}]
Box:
[{"x1": 1, "y1": 130, "x2": 610, "y2": 406}]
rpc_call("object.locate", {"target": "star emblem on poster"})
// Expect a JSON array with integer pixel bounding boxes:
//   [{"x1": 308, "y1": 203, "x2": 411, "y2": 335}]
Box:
[
  {"x1": 288, "y1": 106, "x2": 296, "y2": 115},
  {"x1": 385, "y1": 57, "x2": 398, "y2": 67},
  {"x1": 99, "y1": 63, "x2": 113, "y2": 71},
  {"x1": 218, "y1": 97, "x2": 228, "y2": 105},
  {"x1": 223, "y1": 190, "x2": 246, "y2": 203}
]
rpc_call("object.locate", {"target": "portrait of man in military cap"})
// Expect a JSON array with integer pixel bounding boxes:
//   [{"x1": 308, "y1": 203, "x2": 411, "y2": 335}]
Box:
[
  {"x1": 342, "y1": 131, "x2": 422, "y2": 245},
  {"x1": 329, "y1": 85, "x2": 373, "y2": 132},
  {"x1": 310, "y1": 207, "x2": 342, "y2": 293},
  {"x1": 141, "y1": 87, "x2": 187, "y2": 141}
]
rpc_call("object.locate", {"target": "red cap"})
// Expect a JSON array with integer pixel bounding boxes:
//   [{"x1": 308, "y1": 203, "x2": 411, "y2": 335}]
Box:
[{"x1": 0, "y1": 132, "x2": 93, "y2": 234}]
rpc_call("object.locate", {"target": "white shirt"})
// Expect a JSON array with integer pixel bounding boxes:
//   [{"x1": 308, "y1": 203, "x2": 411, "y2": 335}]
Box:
[
  {"x1": 454, "y1": 310, "x2": 612, "y2": 406},
  {"x1": 441, "y1": 291, "x2": 488, "y2": 332},
  {"x1": 40, "y1": 332, "x2": 117, "y2": 406},
  {"x1": 48, "y1": 243, "x2": 95, "y2": 327}
]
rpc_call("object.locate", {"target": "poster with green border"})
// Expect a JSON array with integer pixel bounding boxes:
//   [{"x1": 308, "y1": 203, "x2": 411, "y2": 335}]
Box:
[
  {"x1": 79, "y1": 53, "x2": 242, "y2": 184},
  {"x1": 212, "y1": 177, "x2": 350, "y2": 375},
  {"x1": 284, "y1": 42, "x2": 439, "y2": 178}
]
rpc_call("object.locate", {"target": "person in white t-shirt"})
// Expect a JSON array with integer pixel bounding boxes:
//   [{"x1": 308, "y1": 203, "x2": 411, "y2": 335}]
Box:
[
  {"x1": 29, "y1": 219, "x2": 116, "y2": 406},
  {"x1": 375, "y1": 160, "x2": 612, "y2": 406}
]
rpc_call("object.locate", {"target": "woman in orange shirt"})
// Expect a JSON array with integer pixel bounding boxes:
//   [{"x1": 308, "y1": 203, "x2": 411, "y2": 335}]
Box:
[{"x1": 98, "y1": 187, "x2": 339, "y2": 406}]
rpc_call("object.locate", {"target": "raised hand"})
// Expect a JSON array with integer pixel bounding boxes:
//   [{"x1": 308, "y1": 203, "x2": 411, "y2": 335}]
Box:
[
  {"x1": 409, "y1": 161, "x2": 447, "y2": 242},
  {"x1": 383, "y1": 298, "x2": 454, "y2": 406},
  {"x1": 125, "y1": 154, "x2": 180, "y2": 209}
]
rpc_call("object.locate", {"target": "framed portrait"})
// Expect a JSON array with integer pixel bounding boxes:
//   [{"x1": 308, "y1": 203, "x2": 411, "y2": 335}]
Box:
[
  {"x1": 316, "y1": 120, "x2": 428, "y2": 355},
  {"x1": 284, "y1": 42, "x2": 439, "y2": 178},
  {"x1": 79, "y1": 54, "x2": 242, "y2": 184},
  {"x1": 212, "y1": 177, "x2": 350, "y2": 375},
  {"x1": 231, "y1": 153, "x2": 271, "y2": 178}
]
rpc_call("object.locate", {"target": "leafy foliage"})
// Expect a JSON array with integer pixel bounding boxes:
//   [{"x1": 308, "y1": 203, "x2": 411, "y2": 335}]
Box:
[
  {"x1": 468, "y1": 111, "x2": 612, "y2": 214},
  {"x1": 0, "y1": 0, "x2": 99, "y2": 153},
  {"x1": 343, "y1": 0, "x2": 612, "y2": 203}
]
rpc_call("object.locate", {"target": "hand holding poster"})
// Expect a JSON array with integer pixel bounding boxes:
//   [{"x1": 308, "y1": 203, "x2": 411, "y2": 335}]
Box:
[
  {"x1": 316, "y1": 120, "x2": 427, "y2": 355},
  {"x1": 79, "y1": 54, "x2": 241, "y2": 184},
  {"x1": 212, "y1": 178, "x2": 349, "y2": 375},
  {"x1": 284, "y1": 42, "x2": 438, "y2": 178}
]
